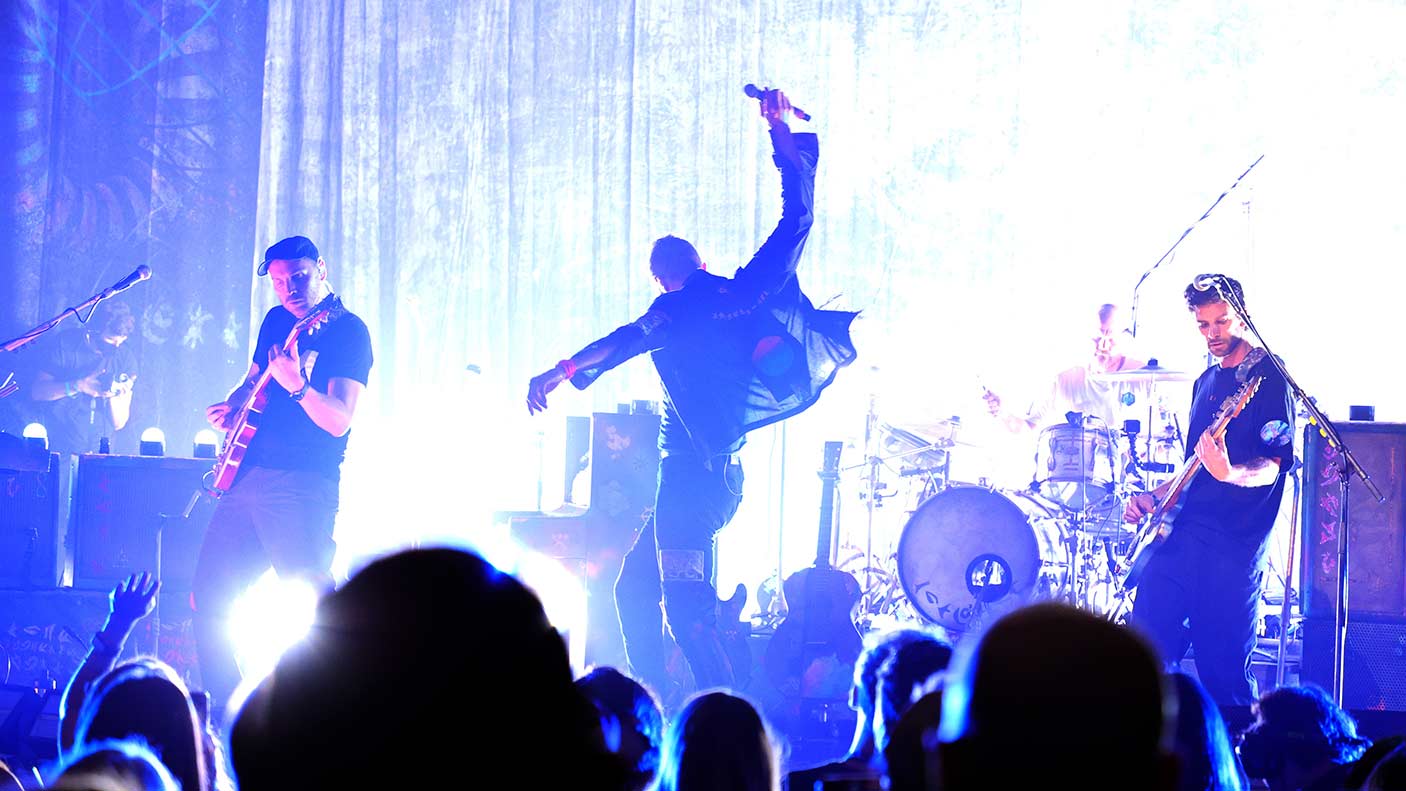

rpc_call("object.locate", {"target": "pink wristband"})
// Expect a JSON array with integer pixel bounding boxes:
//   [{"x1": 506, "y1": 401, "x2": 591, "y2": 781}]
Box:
[{"x1": 558, "y1": 359, "x2": 578, "y2": 379}]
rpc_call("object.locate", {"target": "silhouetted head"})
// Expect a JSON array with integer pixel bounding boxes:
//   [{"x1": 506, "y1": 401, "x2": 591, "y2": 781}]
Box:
[
  {"x1": 231, "y1": 547, "x2": 623, "y2": 790},
  {"x1": 1238, "y1": 684, "x2": 1370, "y2": 782},
  {"x1": 73, "y1": 659, "x2": 206, "y2": 791},
  {"x1": 873, "y1": 635, "x2": 953, "y2": 752},
  {"x1": 1363, "y1": 742, "x2": 1406, "y2": 791},
  {"x1": 48, "y1": 739, "x2": 181, "y2": 791},
  {"x1": 577, "y1": 667, "x2": 664, "y2": 791},
  {"x1": 1168, "y1": 671, "x2": 1247, "y2": 791},
  {"x1": 853, "y1": 629, "x2": 933, "y2": 719},
  {"x1": 657, "y1": 691, "x2": 778, "y2": 791},
  {"x1": 938, "y1": 603, "x2": 1173, "y2": 791},
  {"x1": 650, "y1": 235, "x2": 704, "y2": 292}
]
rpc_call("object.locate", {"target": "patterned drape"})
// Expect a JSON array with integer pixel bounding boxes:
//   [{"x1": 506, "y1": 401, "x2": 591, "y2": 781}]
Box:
[{"x1": 1, "y1": 0, "x2": 267, "y2": 455}]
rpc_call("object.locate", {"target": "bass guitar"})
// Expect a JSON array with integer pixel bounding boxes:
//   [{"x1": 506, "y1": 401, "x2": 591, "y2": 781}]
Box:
[
  {"x1": 1122, "y1": 375, "x2": 1263, "y2": 588},
  {"x1": 207, "y1": 293, "x2": 344, "y2": 496},
  {"x1": 764, "y1": 440, "x2": 862, "y2": 699}
]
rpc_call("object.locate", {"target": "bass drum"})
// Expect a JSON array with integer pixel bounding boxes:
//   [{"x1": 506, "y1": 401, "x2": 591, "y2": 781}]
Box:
[{"x1": 896, "y1": 485, "x2": 1068, "y2": 633}]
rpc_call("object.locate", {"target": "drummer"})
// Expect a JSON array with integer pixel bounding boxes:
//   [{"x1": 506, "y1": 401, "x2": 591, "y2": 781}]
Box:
[{"x1": 983, "y1": 303, "x2": 1148, "y2": 433}]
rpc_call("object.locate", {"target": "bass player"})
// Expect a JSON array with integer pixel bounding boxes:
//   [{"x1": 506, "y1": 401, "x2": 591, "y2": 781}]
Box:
[
  {"x1": 194, "y1": 235, "x2": 373, "y2": 714},
  {"x1": 1123, "y1": 274, "x2": 1293, "y2": 704}
]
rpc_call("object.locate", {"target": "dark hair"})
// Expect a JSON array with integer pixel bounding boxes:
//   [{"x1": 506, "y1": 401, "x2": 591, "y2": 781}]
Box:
[
  {"x1": 97, "y1": 301, "x2": 136, "y2": 338},
  {"x1": 855, "y1": 628, "x2": 933, "y2": 715},
  {"x1": 657, "y1": 691, "x2": 777, "y2": 791},
  {"x1": 875, "y1": 635, "x2": 954, "y2": 749},
  {"x1": 1169, "y1": 672, "x2": 1247, "y2": 791},
  {"x1": 576, "y1": 667, "x2": 664, "y2": 790},
  {"x1": 1239, "y1": 684, "x2": 1370, "y2": 778},
  {"x1": 75, "y1": 661, "x2": 206, "y2": 791},
  {"x1": 1184, "y1": 274, "x2": 1246, "y2": 311},
  {"x1": 1097, "y1": 303, "x2": 1120, "y2": 325},
  {"x1": 649, "y1": 235, "x2": 703, "y2": 284},
  {"x1": 939, "y1": 603, "x2": 1169, "y2": 790},
  {"x1": 231, "y1": 547, "x2": 624, "y2": 790},
  {"x1": 49, "y1": 738, "x2": 181, "y2": 791}
]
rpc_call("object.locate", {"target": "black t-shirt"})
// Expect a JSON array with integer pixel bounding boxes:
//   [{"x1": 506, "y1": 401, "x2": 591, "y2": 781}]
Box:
[
  {"x1": 36, "y1": 328, "x2": 139, "y2": 454},
  {"x1": 1178, "y1": 353, "x2": 1294, "y2": 544},
  {"x1": 241, "y1": 305, "x2": 373, "y2": 481}
]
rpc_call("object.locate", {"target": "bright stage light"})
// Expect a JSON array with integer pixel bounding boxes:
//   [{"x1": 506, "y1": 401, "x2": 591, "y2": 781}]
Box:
[
  {"x1": 21, "y1": 422, "x2": 48, "y2": 451},
  {"x1": 139, "y1": 427, "x2": 165, "y2": 456},
  {"x1": 440, "y1": 526, "x2": 588, "y2": 672},
  {"x1": 227, "y1": 569, "x2": 319, "y2": 686},
  {"x1": 193, "y1": 429, "x2": 219, "y2": 459}
]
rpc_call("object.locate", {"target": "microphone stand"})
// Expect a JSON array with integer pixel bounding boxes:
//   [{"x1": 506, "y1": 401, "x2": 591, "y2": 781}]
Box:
[
  {"x1": 1129, "y1": 155, "x2": 1264, "y2": 339},
  {"x1": 0, "y1": 284, "x2": 125, "y2": 354},
  {"x1": 1209, "y1": 280, "x2": 1385, "y2": 705}
]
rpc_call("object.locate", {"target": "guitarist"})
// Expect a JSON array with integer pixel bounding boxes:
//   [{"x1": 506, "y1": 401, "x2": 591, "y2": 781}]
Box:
[
  {"x1": 525, "y1": 88, "x2": 857, "y2": 697},
  {"x1": 193, "y1": 235, "x2": 373, "y2": 713},
  {"x1": 1123, "y1": 274, "x2": 1293, "y2": 705}
]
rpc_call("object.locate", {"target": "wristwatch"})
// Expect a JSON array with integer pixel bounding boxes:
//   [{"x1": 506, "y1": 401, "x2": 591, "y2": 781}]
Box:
[{"x1": 290, "y1": 380, "x2": 312, "y2": 402}]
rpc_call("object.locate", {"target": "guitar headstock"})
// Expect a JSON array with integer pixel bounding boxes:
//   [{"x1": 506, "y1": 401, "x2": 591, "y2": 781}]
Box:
[{"x1": 294, "y1": 293, "x2": 346, "y2": 336}]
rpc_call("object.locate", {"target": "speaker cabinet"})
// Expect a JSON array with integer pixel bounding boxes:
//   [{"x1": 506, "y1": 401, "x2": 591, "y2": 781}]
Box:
[
  {"x1": 71, "y1": 455, "x2": 215, "y2": 591},
  {"x1": 0, "y1": 453, "x2": 62, "y2": 589},
  {"x1": 1302, "y1": 616, "x2": 1406, "y2": 711},
  {"x1": 1301, "y1": 422, "x2": 1406, "y2": 619}
]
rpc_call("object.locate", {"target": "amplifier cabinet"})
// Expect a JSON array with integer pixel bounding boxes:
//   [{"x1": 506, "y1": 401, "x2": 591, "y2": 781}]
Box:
[
  {"x1": 71, "y1": 455, "x2": 214, "y2": 591},
  {"x1": 1301, "y1": 423, "x2": 1406, "y2": 619}
]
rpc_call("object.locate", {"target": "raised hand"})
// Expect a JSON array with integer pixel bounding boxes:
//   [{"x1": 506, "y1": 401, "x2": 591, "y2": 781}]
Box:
[
  {"x1": 109, "y1": 572, "x2": 160, "y2": 629},
  {"x1": 757, "y1": 88, "x2": 794, "y2": 127}
]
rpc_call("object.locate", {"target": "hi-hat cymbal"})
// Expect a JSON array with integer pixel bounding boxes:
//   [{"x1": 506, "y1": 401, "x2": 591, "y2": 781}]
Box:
[{"x1": 1090, "y1": 361, "x2": 1193, "y2": 383}]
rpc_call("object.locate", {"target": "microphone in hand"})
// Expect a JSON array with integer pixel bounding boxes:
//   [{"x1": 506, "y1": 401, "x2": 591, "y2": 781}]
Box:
[{"x1": 744, "y1": 84, "x2": 812, "y2": 121}]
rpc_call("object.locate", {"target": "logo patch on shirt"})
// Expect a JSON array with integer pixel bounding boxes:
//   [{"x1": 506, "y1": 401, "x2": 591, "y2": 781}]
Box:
[{"x1": 1260, "y1": 419, "x2": 1291, "y2": 447}]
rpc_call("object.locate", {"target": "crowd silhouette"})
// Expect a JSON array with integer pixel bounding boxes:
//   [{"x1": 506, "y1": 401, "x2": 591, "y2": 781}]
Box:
[{"x1": 9, "y1": 549, "x2": 1405, "y2": 791}]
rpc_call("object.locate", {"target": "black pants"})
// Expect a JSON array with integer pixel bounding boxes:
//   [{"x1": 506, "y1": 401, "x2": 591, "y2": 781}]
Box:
[
  {"x1": 192, "y1": 467, "x2": 339, "y2": 715},
  {"x1": 1129, "y1": 519, "x2": 1267, "y2": 705},
  {"x1": 614, "y1": 452, "x2": 743, "y2": 696}
]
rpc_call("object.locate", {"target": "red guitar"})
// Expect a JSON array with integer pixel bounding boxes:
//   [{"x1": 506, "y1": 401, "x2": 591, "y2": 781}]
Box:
[
  {"x1": 764, "y1": 441, "x2": 862, "y2": 699},
  {"x1": 1121, "y1": 375, "x2": 1263, "y2": 588},
  {"x1": 206, "y1": 294, "x2": 344, "y2": 496}
]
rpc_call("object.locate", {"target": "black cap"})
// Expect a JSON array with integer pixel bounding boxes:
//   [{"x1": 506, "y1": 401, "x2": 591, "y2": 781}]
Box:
[{"x1": 258, "y1": 235, "x2": 320, "y2": 276}]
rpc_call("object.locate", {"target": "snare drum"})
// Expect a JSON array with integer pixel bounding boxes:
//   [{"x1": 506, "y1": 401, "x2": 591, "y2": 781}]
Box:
[
  {"x1": 896, "y1": 485, "x2": 1068, "y2": 632},
  {"x1": 1033, "y1": 419, "x2": 1120, "y2": 512}
]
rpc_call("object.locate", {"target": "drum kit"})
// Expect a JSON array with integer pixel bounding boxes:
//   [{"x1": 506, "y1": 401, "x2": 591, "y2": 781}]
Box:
[{"x1": 840, "y1": 362, "x2": 1194, "y2": 635}]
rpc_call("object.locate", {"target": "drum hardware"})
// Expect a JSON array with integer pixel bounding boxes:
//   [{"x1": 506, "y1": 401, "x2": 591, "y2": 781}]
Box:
[{"x1": 1088, "y1": 358, "x2": 1193, "y2": 384}]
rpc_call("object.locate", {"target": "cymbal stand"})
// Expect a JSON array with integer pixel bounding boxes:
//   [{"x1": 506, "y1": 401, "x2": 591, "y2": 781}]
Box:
[
  {"x1": 1275, "y1": 458, "x2": 1303, "y2": 687},
  {"x1": 862, "y1": 394, "x2": 878, "y2": 602}
]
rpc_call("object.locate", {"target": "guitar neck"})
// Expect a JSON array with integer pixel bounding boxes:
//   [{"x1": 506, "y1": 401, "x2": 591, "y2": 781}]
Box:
[
  {"x1": 1160, "y1": 390, "x2": 1247, "y2": 505},
  {"x1": 815, "y1": 441, "x2": 843, "y2": 568}
]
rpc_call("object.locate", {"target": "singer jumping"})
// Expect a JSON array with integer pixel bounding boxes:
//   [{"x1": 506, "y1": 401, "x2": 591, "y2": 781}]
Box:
[
  {"x1": 1123, "y1": 274, "x2": 1293, "y2": 704},
  {"x1": 525, "y1": 88, "x2": 856, "y2": 696},
  {"x1": 194, "y1": 235, "x2": 373, "y2": 714}
]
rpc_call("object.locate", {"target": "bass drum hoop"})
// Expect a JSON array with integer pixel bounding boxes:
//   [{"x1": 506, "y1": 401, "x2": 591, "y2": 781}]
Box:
[{"x1": 896, "y1": 484, "x2": 1065, "y2": 633}]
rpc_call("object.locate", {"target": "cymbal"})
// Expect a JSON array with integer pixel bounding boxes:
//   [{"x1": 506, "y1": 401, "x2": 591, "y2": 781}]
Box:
[
  {"x1": 1090, "y1": 361, "x2": 1193, "y2": 383},
  {"x1": 880, "y1": 419, "x2": 978, "y2": 448}
]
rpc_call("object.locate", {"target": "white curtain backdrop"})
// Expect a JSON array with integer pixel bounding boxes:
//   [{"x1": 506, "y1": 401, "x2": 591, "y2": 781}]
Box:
[{"x1": 250, "y1": 0, "x2": 1406, "y2": 606}]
